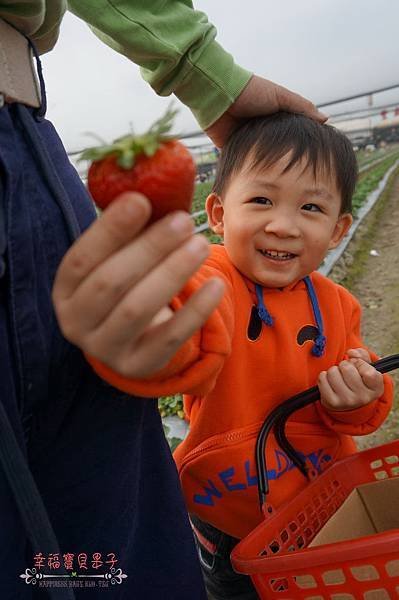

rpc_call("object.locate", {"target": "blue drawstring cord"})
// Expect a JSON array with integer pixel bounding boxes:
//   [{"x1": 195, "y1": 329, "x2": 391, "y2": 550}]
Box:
[
  {"x1": 303, "y1": 276, "x2": 326, "y2": 357},
  {"x1": 255, "y1": 277, "x2": 326, "y2": 357},
  {"x1": 255, "y1": 284, "x2": 274, "y2": 326}
]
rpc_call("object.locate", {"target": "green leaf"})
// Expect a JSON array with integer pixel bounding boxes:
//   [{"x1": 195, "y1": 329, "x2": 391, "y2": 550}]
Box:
[
  {"x1": 142, "y1": 139, "x2": 160, "y2": 157},
  {"x1": 117, "y1": 150, "x2": 135, "y2": 169},
  {"x1": 78, "y1": 103, "x2": 180, "y2": 168},
  {"x1": 79, "y1": 145, "x2": 117, "y2": 162}
]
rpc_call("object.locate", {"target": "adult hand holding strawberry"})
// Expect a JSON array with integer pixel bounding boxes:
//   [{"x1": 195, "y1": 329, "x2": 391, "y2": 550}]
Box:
[
  {"x1": 52, "y1": 192, "x2": 225, "y2": 379},
  {"x1": 81, "y1": 107, "x2": 196, "y2": 224}
]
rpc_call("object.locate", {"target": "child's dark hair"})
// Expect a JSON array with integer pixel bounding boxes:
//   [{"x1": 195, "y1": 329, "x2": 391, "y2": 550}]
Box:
[{"x1": 212, "y1": 112, "x2": 358, "y2": 213}]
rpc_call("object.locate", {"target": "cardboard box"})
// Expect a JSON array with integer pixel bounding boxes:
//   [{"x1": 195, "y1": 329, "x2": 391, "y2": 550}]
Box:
[{"x1": 310, "y1": 477, "x2": 399, "y2": 546}]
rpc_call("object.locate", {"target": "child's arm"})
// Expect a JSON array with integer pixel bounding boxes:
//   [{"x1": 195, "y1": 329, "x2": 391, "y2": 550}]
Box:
[
  {"x1": 316, "y1": 292, "x2": 393, "y2": 436},
  {"x1": 86, "y1": 255, "x2": 235, "y2": 398}
]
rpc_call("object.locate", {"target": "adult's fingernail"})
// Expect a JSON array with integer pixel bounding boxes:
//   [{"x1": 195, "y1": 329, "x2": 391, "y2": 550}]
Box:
[
  {"x1": 122, "y1": 193, "x2": 149, "y2": 216},
  {"x1": 170, "y1": 211, "x2": 193, "y2": 232},
  {"x1": 207, "y1": 277, "x2": 225, "y2": 294},
  {"x1": 186, "y1": 235, "x2": 209, "y2": 256}
]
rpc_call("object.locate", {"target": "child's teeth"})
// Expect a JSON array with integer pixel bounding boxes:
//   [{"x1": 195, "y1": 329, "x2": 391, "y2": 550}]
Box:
[
  {"x1": 265, "y1": 250, "x2": 290, "y2": 258},
  {"x1": 260, "y1": 249, "x2": 294, "y2": 260}
]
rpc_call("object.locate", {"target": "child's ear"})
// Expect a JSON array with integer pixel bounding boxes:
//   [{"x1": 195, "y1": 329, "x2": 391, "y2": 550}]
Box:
[
  {"x1": 328, "y1": 213, "x2": 353, "y2": 250},
  {"x1": 206, "y1": 193, "x2": 225, "y2": 235}
]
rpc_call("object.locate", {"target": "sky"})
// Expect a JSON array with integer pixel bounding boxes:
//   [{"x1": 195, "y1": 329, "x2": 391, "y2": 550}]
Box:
[{"x1": 41, "y1": 0, "x2": 399, "y2": 154}]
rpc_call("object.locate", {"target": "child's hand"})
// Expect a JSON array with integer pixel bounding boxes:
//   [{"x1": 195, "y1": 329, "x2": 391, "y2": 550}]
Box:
[{"x1": 318, "y1": 348, "x2": 384, "y2": 411}]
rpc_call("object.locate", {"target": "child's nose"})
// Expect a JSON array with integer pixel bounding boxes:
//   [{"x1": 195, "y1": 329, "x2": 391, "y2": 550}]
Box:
[{"x1": 264, "y1": 214, "x2": 300, "y2": 238}]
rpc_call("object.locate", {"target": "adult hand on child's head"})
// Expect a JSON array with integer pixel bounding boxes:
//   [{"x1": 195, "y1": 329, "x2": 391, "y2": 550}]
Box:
[
  {"x1": 205, "y1": 75, "x2": 328, "y2": 148},
  {"x1": 318, "y1": 348, "x2": 384, "y2": 412},
  {"x1": 52, "y1": 193, "x2": 225, "y2": 379}
]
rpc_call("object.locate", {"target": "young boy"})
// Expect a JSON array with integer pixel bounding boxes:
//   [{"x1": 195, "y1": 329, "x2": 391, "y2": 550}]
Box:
[{"x1": 89, "y1": 113, "x2": 393, "y2": 599}]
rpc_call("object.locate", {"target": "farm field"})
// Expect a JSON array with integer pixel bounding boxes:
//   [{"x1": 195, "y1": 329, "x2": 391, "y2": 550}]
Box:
[{"x1": 330, "y1": 165, "x2": 399, "y2": 449}]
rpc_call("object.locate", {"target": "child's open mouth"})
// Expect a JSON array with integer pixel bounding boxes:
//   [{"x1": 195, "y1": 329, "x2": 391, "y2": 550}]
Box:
[{"x1": 258, "y1": 249, "x2": 296, "y2": 261}]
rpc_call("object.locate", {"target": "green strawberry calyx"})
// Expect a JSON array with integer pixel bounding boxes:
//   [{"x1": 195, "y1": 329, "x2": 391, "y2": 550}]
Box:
[{"x1": 80, "y1": 105, "x2": 179, "y2": 170}]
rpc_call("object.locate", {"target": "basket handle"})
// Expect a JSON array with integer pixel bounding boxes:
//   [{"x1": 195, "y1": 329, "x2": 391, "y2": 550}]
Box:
[{"x1": 256, "y1": 353, "x2": 399, "y2": 510}]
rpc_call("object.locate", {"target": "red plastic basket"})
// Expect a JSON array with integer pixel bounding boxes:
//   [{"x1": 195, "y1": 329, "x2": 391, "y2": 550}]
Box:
[
  {"x1": 231, "y1": 355, "x2": 399, "y2": 600},
  {"x1": 232, "y1": 441, "x2": 399, "y2": 599}
]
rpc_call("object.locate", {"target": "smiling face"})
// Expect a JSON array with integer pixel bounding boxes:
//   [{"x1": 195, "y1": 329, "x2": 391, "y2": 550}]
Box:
[{"x1": 206, "y1": 153, "x2": 353, "y2": 288}]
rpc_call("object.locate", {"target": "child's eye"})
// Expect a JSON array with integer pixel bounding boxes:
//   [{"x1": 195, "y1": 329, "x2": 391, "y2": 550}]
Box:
[
  {"x1": 302, "y1": 203, "x2": 322, "y2": 212},
  {"x1": 250, "y1": 197, "x2": 272, "y2": 205}
]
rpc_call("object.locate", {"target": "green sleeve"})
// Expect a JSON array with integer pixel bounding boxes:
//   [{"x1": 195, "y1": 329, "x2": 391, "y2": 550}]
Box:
[
  {"x1": 0, "y1": 1, "x2": 66, "y2": 54},
  {"x1": 67, "y1": 0, "x2": 252, "y2": 129},
  {"x1": 34, "y1": 1, "x2": 67, "y2": 54}
]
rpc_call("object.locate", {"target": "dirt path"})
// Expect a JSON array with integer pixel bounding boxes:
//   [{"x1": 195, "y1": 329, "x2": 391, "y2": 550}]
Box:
[{"x1": 330, "y1": 168, "x2": 399, "y2": 448}]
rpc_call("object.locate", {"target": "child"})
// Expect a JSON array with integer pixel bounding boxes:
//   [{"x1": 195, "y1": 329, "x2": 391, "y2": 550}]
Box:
[{"x1": 89, "y1": 113, "x2": 393, "y2": 599}]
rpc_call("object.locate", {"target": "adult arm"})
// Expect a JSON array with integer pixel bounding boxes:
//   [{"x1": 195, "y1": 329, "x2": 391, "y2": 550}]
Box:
[
  {"x1": 86, "y1": 246, "x2": 235, "y2": 398},
  {"x1": 0, "y1": 1, "x2": 66, "y2": 54},
  {"x1": 67, "y1": 0, "x2": 326, "y2": 143}
]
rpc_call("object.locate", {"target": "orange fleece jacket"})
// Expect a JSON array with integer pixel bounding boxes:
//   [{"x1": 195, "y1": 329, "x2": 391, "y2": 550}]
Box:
[{"x1": 89, "y1": 245, "x2": 393, "y2": 539}]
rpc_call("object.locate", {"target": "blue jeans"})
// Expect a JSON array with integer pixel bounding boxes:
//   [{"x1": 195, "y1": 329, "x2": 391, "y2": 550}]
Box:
[
  {"x1": 191, "y1": 516, "x2": 259, "y2": 600},
  {"x1": 0, "y1": 69, "x2": 206, "y2": 599}
]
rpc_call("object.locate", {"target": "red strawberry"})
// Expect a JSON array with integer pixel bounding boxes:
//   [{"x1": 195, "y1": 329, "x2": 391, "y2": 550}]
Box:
[{"x1": 81, "y1": 108, "x2": 196, "y2": 225}]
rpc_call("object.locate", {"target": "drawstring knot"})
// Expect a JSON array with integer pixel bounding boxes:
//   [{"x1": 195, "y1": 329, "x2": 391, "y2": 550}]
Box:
[
  {"x1": 255, "y1": 284, "x2": 274, "y2": 326},
  {"x1": 312, "y1": 334, "x2": 326, "y2": 357},
  {"x1": 257, "y1": 306, "x2": 274, "y2": 327}
]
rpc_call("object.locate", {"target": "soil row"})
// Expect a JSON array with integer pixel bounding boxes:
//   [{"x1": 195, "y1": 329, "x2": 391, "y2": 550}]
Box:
[{"x1": 330, "y1": 167, "x2": 399, "y2": 448}]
